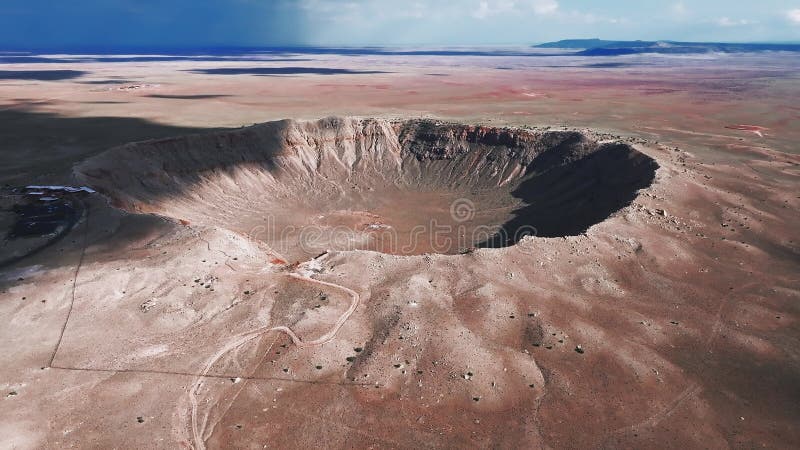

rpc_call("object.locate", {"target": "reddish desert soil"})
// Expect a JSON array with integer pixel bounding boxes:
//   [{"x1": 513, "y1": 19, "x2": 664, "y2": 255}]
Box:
[{"x1": 0, "y1": 52, "x2": 798, "y2": 449}]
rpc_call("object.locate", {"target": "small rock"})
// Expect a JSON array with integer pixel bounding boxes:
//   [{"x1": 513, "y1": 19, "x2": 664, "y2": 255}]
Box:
[
  {"x1": 136, "y1": 416, "x2": 144, "y2": 423},
  {"x1": 575, "y1": 345, "x2": 584, "y2": 354},
  {"x1": 139, "y1": 298, "x2": 157, "y2": 313}
]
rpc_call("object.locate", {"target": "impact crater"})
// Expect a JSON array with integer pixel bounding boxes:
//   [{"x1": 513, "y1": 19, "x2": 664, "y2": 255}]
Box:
[{"x1": 76, "y1": 118, "x2": 658, "y2": 260}]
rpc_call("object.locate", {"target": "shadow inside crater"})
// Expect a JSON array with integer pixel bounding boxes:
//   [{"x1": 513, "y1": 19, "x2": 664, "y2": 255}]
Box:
[{"x1": 478, "y1": 142, "x2": 658, "y2": 248}]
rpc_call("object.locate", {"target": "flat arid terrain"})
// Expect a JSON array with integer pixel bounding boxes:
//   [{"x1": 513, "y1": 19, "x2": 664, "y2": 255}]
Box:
[{"x1": 0, "y1": 48, "x2": 798, "y2": 448}]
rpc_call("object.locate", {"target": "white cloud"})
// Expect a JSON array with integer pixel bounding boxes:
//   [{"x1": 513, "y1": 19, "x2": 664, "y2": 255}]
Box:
[
  {"x1": 560, "y1": 10, "x2": 624, "y2": 25},
  {"x1": 787, "y1": 9, "x2": 800, "y2": 24},
  {"x1": 671, "y1": 2, "x2": 687, "y2": 16},
  {"x1": 296, "y1": 0, "x2": 560, "y2": 22},
  {"x1": 472, "y1": 1, "x2": 492, "y2": 19},
  {"x1": 471, "y1": 0, "x2": 557, "y2": 20},
  {"x1": 716, "y1": 17, "x2": 752, "y2": 27},
  {"x1": 530, "y1": 0, "x2": 558, "y2": 15},
  {"x1": 471, "y1": 0, "x2": 516, "y2": 19}
]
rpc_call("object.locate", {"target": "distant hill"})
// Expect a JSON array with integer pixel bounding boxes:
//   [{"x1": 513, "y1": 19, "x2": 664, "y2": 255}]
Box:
[
  {"x1": 535, "y1": 39, "x2": 800, "y2": 55},
  {"x1": 535, "y1": 39, "x2": 649, "y2": 49}
]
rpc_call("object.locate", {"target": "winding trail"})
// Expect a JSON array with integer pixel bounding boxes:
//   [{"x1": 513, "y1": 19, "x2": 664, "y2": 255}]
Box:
[
  {"x1": 188, "y1": 261, "x2": 360, "y2": 450},
  {"x1": 606, "y1": 382, "x2": 702, "y2": 442}
]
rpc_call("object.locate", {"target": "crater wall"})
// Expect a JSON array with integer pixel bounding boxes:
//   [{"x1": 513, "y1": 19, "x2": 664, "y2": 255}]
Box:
[{"x1": 76, "y1": 118, "x2": 658, "y2": 258}]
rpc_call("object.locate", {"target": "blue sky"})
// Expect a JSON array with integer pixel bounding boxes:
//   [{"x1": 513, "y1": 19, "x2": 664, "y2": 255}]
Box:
[{"x1": 1, "y1": 0, "x2": 799, "y2": 48}]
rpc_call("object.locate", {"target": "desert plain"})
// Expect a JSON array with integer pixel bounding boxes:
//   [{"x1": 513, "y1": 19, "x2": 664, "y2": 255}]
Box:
[{"x1": 0, "y1": 48, "x2": 798, "y2": 448}]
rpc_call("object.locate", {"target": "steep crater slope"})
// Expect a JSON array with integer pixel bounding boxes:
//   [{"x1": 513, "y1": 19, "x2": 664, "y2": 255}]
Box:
[{"x1": 76, "y1": 118, "x2": 658, "y2": 260}]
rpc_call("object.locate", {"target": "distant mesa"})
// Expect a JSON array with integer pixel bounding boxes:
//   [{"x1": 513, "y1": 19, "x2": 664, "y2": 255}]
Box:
[
  {"x1": 535, "y1": 39, "x2": 800, "y2": 55},
  {"x1": 535, "y1": 39, "x2": 645, "y2": 49}
]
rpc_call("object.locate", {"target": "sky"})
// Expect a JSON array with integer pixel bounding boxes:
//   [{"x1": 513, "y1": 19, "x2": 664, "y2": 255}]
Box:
[{"x1": 1, "y1": 0, "x2": 799, "y2": 49}]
